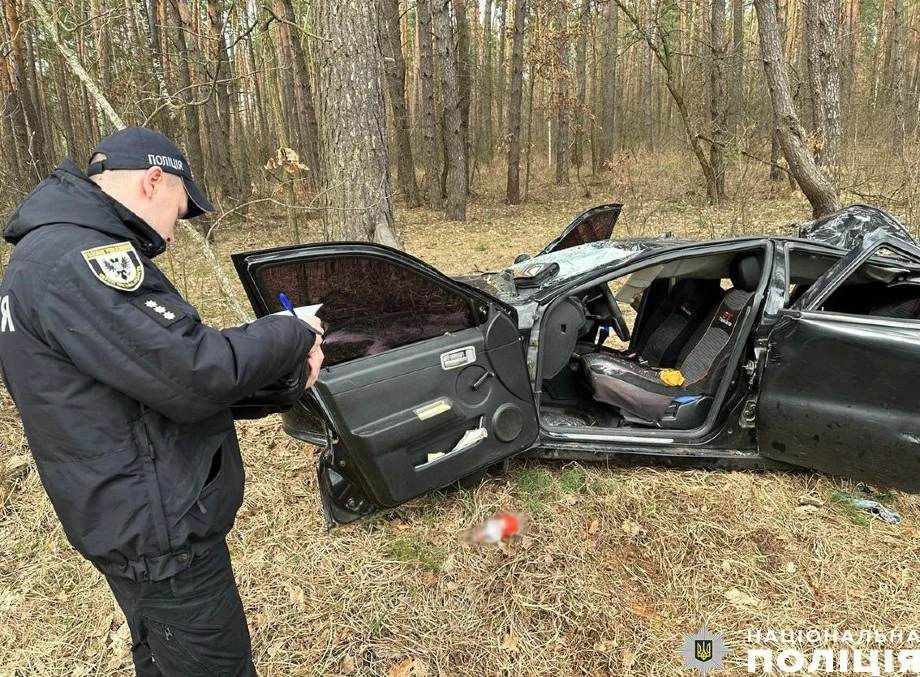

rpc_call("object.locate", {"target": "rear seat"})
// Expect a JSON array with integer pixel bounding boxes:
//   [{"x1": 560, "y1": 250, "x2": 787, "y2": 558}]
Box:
[{"x1": 868, "y1": 285, "x2": 920, "y2": 319}]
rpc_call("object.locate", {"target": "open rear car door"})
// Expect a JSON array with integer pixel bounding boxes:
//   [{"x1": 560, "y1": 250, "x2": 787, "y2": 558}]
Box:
[
  {"x1": 758, "y1": 230, "x2": 920, "y2": 492},
  {"x1": 232, "y1": 243, "x2": 539, "y2": 526}
]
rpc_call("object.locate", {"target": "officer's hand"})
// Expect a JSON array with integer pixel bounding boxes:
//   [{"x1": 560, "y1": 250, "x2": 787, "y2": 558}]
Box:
[
  {"x1": 302, "y1": 315, "x2": 324, "y2": 343},
  {"x1": 306, "y1": 345, "x2": 324, "y2": 388}
]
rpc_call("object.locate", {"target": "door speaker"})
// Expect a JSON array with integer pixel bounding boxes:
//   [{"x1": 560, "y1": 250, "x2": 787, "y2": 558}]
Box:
[{"x1": 493, "y1": 404, "x2": 523, "y2": 442}]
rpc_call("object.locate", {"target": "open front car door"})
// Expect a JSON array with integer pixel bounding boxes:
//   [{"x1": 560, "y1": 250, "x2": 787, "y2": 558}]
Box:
[
  {"x1": 758, "y1": 229, "x2": 920, "y2": 492},
  {"x1": 233, "y1": 243, "x2": 539, "y2": 527}
]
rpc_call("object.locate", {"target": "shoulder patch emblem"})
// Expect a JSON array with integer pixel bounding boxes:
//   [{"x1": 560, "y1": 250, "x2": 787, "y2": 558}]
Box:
[
  {"x1": 130, "y1": 294, "x2": 187, "y2": 327},
  {"x1": 81, "y1": 241, "x2": 144, "y2": 292}
]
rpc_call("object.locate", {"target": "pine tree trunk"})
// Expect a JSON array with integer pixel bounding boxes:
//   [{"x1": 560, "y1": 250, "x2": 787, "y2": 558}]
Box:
[
  {"x1": 313, "y1": 0, "x2": 401, "y2": 245},
  {"x1": 417, "y1": 0, "x2": 443, "y2": 209},
  {"x1": 431, "y1": 0, "x2": 468, "y2": 220},
  {"x1": 53, "y1": 58, "x2": 78, "y2": 159},
  {"x1": 709, "y1": 0, "x2": 728, "y2": 203},
  {"x1": 839, "y1": 0, "x2": 859, "y2": 131},
  {"x1": 804, "y1": 0, "x2": 841, "y2": 169},
  {"x1": 889, "y1": 0, "x2": 906, "y2": 152},
  {"x1": 276, "y1": 0, "x2": 322, "y2": 185},
  {"x1": 205, "y1": 0, "x2": 245, "y2": 206},
  {"x1": 573, "y1": 0, "x2": 588, "y2": 171},
  {"x1": 554, "y1": 3, "x2": 570, "y2": 185},
  {"x1": 453, "y1": 0, "x2": 472, "y2": 184},
  {"x1": 166, "y1": 0, "x2": 208, "y2": 208},
  {"x1": 271, "y1": 0, "x2": 300, "y2": 152},
  {"x1": 730, "y1": 0, "x2": 744, "y2": 138},
  {"x1": 381, "y1": 0, "x2": 422, "y2": 206},
  {"x1": 506, "y1": 0, "x2": 526, "y2": 204},
  {"x1": 480, "y1": 0, "x2": 494, "y2": 158},
  {"x1": 5, "y1": 0, "x2": 46, "y2": 181},
  {"x1": 641, "y1": 0, "x2": 654, "y2": 150},
  {"x1": 496, "y1": 0, "x2": 507, "y2": 147},
  {"x1": 595, "y1": 0, "x2": 618, "y2": 172},
  {"x1": 753, "y1": 0, "x2": 840, "y2": 217}
]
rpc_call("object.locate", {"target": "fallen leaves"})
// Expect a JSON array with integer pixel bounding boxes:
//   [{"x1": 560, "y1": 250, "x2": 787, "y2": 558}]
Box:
[
  {"x1": 387, "y1": 657, "x2": 429, "y2": 677},
  {"x1": 621, "y1": 519, "x2": 646, "y2": 537},
  {"x1": 500, "y1": 634, "x2": 520, "y2": 652},
  {"x1": 725, "y1": 587, "x2": 762, "y2": 608}
]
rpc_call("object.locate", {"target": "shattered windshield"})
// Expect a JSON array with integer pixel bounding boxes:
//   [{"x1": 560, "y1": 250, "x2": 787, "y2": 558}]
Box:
[{"x1": 458, "y1": 239, "x2": 667, "y2": 301}]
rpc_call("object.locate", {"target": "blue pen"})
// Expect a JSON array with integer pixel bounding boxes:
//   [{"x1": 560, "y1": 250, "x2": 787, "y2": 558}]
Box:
[{"x1": 278, "y1": 292, "x2": 297, "y2": 317}]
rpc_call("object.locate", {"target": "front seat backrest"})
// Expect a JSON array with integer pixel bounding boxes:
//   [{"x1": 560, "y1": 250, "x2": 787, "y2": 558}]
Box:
[{"x1": 633, "y1": 278, "x2": 724, "y2": 368}]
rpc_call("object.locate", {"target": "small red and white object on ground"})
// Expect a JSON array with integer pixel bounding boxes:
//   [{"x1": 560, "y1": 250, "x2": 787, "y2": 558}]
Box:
[{"x1": 465, "y1": 511, "x2": 524, "y2": 544}]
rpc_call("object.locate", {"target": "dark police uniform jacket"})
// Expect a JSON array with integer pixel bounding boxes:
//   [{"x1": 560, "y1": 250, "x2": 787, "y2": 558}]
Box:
[{"x1": 0, "y1": 160, "x2": 318, "y2": 582}]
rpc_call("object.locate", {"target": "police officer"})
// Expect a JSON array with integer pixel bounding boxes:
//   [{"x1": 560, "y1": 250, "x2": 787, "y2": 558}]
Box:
[{"x1": 0, "y1": 127, "x2": 324, "y2": 675}]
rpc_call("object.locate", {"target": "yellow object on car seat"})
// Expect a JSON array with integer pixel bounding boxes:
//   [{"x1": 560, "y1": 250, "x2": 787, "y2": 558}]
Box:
[{"x1": 659, "y1": 369, "x2": 685, "y2": 386}]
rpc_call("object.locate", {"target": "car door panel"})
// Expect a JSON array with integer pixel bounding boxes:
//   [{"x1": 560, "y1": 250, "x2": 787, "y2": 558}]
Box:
[
  {"x1": 759, "y1": 232, "x2": 920, "y2": 492},
  {"x1": 314, "y1": 311, "x2": 538, "y2": 510},
  {"x1": 758, "y1": 311, "x2": 920, "y2": 492}
]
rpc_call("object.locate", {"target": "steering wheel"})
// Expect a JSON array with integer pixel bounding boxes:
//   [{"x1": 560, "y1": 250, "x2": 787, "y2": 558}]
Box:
[{"x1": 599, "y1": 284, "x2": 631, "y2": 343}]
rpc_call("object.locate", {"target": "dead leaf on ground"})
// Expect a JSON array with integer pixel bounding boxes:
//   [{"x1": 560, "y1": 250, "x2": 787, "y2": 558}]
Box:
[
  {"x1": 287, "y1": 584, "x2": 305, "y2": 605},
  {"x1": 340, "y1": 655, "x2": 357, "y2": 674},
  {"x1": 621, "y1": 519, "x2": 646, "y2": 536},
  {"x1": 501, "y1": 634, "x2": 520, "y2": 652},
  {"x1": 725, "y1": 587, "x2": 761, "y2": 608},
  {"x1": 387, "y1": 657, "x2": 429, "y2": 677},
  {"x1": 626, "y1": 600, "x2": 657, "y2": 619},
  {"x1": 588, "y1": 519, "x2": 600, "y2": 535}
]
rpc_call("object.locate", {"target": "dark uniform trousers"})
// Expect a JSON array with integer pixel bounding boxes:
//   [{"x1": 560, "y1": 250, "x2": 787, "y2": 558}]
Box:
[{"x1": 103, "y1": 540, "x2": 257, "y2": 677}]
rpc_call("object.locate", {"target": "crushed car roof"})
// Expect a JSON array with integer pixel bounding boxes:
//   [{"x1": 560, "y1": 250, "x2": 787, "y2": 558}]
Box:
[{"x1": 459, "y1": 204, "x2": 916, "y2": 302}]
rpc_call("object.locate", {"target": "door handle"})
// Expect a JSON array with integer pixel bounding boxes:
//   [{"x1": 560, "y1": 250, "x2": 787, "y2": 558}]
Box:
[{"x1": 472, "y1": 371, "x2": 493, "y2": 391}]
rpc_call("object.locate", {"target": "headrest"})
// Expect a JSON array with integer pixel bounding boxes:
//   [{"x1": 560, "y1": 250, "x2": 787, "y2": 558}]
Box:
[{"x1": 729, "y1": 252, "x2": 763, "y2": 292}]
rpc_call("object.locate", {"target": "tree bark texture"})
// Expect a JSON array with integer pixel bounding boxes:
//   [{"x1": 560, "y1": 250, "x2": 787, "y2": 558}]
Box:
[
  {"x1": 313, "y1": 0, "x2": 401, "y2": 245},
  {"x1": 380, "y1": 0, "x2": 422, "y2": 206},
  {"x1": 753, "y1": 0, "x2": 840, "y2": 217},
  {"x1": 416, "y1": 0, "x2": 443, "y2": 209},
  {"x1": 480, "y1": 0, "x2": 494, "y2": 158},
  {"x1": 506, "y1": 0, "x2": 526, "y2": 204},
  {"x1": 595, "y1": 0, "x2": 618, "y2": 172},
  {"x1": 453, "y1": 0, "x2": 472, "y2": 182},
  {"x1": 804, "y1": 0, "x2": 841, "y2": 168},
  {"x1": 573, "y1": 0, "x2": 588, "y2": 170},
  {"x1": 709, "y1": 0, "x2": 728, "y2": 202},
  {"x1": 430, "y1": 0, "x2": 468, "y2": 220},
  {"x1": 553, "y1": 3, "x2": 570, "y2": 185}
]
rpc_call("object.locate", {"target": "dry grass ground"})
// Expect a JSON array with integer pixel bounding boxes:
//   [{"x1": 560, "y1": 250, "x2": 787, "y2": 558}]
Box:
[{"x1": 3, "y1": 151, "x2": 920, "y2": 676}]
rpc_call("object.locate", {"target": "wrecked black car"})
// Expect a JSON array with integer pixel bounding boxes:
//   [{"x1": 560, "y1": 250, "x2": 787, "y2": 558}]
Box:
[{"x1": 232, "y1": 204, "x2": 920, "y2": 527}]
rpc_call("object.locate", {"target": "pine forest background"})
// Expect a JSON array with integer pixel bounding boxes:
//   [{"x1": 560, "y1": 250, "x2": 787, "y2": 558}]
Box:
[{"x1": 1, "y1": 0, "x2": 919, "y2": 242}]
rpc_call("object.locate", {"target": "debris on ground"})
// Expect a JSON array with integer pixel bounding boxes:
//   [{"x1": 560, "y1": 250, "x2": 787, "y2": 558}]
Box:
[
  {"x1": 833, "y1": 490, "x2": 901, "y2": 524},
  {"x1": 462, "y1": 511, "x2": 524, "y2": 544}
]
